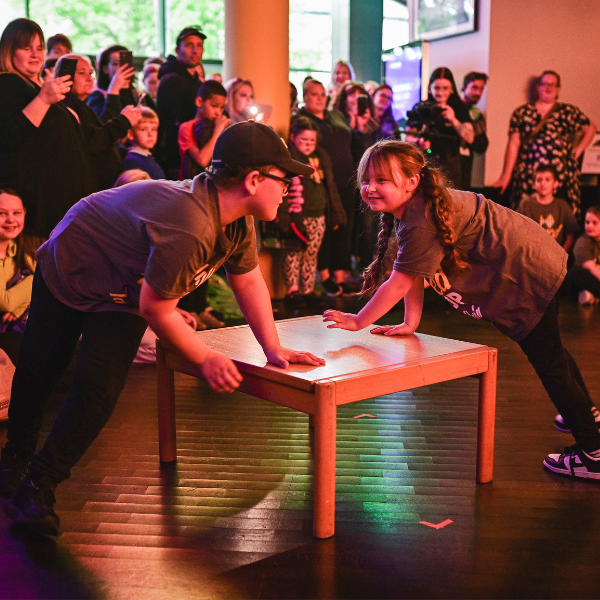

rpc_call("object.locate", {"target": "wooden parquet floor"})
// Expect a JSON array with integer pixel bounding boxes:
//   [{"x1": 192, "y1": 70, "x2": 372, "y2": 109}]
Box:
[{"x1": 1, "y1": 293, "x2": 600, "y2": 599}]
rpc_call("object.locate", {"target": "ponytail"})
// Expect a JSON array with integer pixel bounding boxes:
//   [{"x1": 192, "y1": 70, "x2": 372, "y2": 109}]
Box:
[
  {"x1": 360, "y1": 212, "x2": 395, "y2": 296},
  {"x1": 357, "y1": 140, "x2": 468, "y2": 296}
]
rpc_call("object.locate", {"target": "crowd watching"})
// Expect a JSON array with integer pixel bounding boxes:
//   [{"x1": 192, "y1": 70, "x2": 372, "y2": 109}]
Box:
[{"x1": 0, "y1": 14, "x2": 599, "y2": 362}]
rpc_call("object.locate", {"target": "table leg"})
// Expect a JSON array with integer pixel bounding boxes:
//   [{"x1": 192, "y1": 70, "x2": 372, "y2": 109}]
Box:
[
  {"x1": 156, "y1": 341, "x2": 177, "y2": 463},
  {"x1": 313, "y1": 382, "x2": 336, "y2": 538},
  {"x1": 476, "y1": 348, "x2": 497, "y2": 483}
]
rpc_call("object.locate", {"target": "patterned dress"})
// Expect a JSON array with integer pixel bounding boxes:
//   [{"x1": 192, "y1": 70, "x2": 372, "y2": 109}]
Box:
[{"x1": 509, "y1": 102, "x2": 590, "y2": 214}]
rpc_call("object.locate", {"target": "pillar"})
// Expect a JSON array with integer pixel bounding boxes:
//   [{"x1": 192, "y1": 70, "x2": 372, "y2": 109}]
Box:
[
  {"x1": 224, "y1": 0, "x2": 290, "y2": 137},
  {"x1": 331, "y1": 0, "x2": 383, "y2": 83}
]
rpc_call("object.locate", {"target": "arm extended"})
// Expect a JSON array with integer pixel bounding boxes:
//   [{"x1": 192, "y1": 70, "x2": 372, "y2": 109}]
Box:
[
  {"x1": 323, "y1": 270, "x2": 423, "y2": 334},
  {"x1": 492, "y1": 131, "x2": 520, "y2": 192},
  {"x1": 227, "y1": 266, "x2": 325, "y2": 368}
]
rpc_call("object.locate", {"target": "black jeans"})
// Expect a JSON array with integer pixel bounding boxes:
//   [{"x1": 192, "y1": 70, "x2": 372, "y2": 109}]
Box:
[
  {"x1": 517, "y1": 298, "x2": 600, "y2": 453},
  {"x1": 5, "y1": 269, "x2": 147, "y2": 483}
]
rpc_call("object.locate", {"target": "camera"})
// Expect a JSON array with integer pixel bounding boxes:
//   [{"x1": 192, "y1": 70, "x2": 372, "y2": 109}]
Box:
[{"x1": 406, "y1": 100, "x2": 443, "y2": 129}]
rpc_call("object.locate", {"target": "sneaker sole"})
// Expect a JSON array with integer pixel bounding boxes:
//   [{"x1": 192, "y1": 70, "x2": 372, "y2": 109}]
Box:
[
  {"x1": 2, "y1": 501, "x2": 60, "y2": 536},
  {"x1": 543, "y1": 458, "x2": 600, "y2": 480}
]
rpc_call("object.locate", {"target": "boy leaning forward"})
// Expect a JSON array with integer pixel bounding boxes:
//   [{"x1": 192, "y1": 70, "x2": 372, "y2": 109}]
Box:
[{"x1": 0, "y1": 121, "x2": 324, "y2": 536}]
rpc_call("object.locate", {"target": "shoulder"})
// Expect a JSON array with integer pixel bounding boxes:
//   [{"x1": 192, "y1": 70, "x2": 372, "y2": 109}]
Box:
[{"x1": 0, "y1": 72, "x2": 30, "y2": 89}]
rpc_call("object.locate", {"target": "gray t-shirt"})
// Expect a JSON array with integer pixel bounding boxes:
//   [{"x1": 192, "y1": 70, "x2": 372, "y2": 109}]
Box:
[
  {"x1": 573, "y1": 234, "x2": 600, "y2": 267},
  {"x1": 516, "y1": 196, "x2": 578, "y2": 247},
  {"x1": 393, "y1": 189, "x2": 567, "y2": 341},
  {"x1": 37, "y1": 174, "x2": 258, "y2": 312}
]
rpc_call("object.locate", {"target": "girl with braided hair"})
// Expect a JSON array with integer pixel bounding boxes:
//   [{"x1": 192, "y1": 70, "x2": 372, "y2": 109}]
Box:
[{"x1": 324, "y1": 139, "x2": 600, "y2": 481}]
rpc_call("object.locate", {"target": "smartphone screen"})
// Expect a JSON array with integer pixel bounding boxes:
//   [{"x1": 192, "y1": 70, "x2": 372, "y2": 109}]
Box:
[
  {"x1": 357, "y1": 94, "x2": 369, "y2": 116},
  {"x1": 119, "y1": 50, "x2": 133, "y2": 68},
  {"x1": 57, "y1": 57, "x2": 78, "y2": 81}
]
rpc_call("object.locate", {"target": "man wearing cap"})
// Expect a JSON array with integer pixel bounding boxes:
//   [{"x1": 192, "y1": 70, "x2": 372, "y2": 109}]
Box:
[
  {"x1": 0, "y1": 122, "x2": 323, "y2": 537},
  {"x1": 157, "y1": 26, "x2": 207, "y2": 179}
]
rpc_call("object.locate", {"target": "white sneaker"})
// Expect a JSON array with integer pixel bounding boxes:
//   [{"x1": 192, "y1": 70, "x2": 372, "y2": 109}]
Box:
[{"x1": 578, "y1": 290, "x2": 599, "y2": 305}]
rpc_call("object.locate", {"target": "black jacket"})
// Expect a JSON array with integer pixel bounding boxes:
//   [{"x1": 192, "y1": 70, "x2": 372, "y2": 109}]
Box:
[
  {"x1": 62, "y1": 94, "x2": 131, "y2": 191},
  {"x1": 156, "y1": 56, "x2": 201, "y2": 171},
  {"x1": 0, "y1": 73, "x2": 95, "y2": 238}
]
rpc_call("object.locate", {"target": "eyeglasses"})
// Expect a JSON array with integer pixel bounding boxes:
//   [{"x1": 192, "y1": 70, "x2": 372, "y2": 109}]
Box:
[
  {"x1": 539, "y1": 83, "x2": 559, "y2": 88},
  {"x1": 259, "y1": 171, "x2": 293, "y2": 194}
]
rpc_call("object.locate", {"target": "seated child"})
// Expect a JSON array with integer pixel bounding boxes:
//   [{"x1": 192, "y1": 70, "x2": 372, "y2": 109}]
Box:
[
  {"x1": 122, "y1": 108, "x2": 166, "y2": 180},
  {"x1": 567, "y1": 205, "x2": 600, "y2": 304},
  {"x1": 278, "y1": 117, "x2": 346, "y2": 306},
  {"x1": 179, "y1": 80, "x2": 230, "y2": 180},
  {"x1": 516, "y1": 164, "x2": 578, "y2": 252},
  {"x1": 0, "y1": 185, "x2": 38, "y2": 420}
]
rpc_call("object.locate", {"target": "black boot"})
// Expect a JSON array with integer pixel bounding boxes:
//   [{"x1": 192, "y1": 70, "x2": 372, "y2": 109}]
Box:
[
  {"x1": 3, "y1": 475, "x2": 60, "y2": 536},
  {"x1": 0, "y1": 447, "x2": 30, "y2": 499}
]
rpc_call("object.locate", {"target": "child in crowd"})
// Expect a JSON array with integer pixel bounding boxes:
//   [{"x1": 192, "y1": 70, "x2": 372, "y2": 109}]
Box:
[
  {"x1": 324, "y1": 140, "x2": 600, "y2": 481},
  {"x1": 122, "y1": 108, "x2": 166, "y2": 180},
  {"x1": 278, "y1": 117, "x2": 346, "y2": 306},
  {"x1": 179, "y1": 80, "x2": 229, "y2": 180},
  {"x1": 516, "y1": 165, "x2": 578, "y2": 251},
  {"x1": 0, "y1": 185, "x2": 38, "y2": 422},
  {"x1": 0, "y1": 185, "x2": 37, "y2": 363},
  {"x1": 567, "y1": 205, "x2": 600, "y2": 304},
  {"x1": 0, "y1": 122, "x2": 323, "y2": 536}
]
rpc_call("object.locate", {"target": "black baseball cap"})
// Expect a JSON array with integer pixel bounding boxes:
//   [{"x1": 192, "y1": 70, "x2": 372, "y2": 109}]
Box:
[
  {"x1": 176, "y1": 26, "x2": 207, "y2": 45},
  {"x1": 211, "y1": 121, "x2": 314, "y2": 177}
]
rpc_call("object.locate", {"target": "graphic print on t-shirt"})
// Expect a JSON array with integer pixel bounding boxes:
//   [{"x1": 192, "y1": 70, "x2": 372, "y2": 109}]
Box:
[
  {"x1": 538, "y1": 213, "x2": 563, "y2": 240},
  {"x1": 427, "y1": 265, "x2": 483, "y2": 319},
  {"x1": 308, "y1": 156, "x2": 323, "y2": 184},
  {"x1": 193, "y1": 263, "x2": 217, "y2": 288}
]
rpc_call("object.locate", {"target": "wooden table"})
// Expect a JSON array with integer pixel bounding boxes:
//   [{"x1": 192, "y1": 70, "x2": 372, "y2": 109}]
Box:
[{"x1": 156, "y1": 315, "x2": 497, "y2": 539}]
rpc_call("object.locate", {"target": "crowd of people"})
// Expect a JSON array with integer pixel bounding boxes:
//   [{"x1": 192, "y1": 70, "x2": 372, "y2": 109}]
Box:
[{"x1": 1, "y1": 16, "x2": 600, "y2": 537}]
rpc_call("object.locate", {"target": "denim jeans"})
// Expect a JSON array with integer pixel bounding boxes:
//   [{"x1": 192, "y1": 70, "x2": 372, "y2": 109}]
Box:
[
  {"x1": 518, "y1": 298, "x2": 600, "y2": 453},
  {"x1": 5, "y1": 269, "x2": 147, "y2": 483}
]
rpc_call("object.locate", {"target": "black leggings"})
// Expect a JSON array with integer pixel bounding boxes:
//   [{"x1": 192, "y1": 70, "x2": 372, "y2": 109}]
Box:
[
  {"x1": 565, "y1": 265, "x2": 600, "y2": 298},
  {"x1": 5, "y1": 269, "x2": 147, "y2": 483},
  {"x1": 517, "y1": 298, "x2": 600, "y2": 452}
]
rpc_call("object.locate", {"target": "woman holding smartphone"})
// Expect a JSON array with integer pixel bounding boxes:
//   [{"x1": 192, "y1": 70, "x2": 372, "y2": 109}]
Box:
[
  {"x1": 87, "y1": 45, "x2": 141, "y2": 123},
  {"x1": 0, "y1": 18, "x2": 95, "y2": 238}
]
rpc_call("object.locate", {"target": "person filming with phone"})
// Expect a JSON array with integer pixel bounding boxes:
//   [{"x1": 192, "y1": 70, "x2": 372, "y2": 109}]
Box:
[
  {"x1": 0, "y1": 18, "x2": 95, "y2": 238},
  {"x1": 406, "y1": 67, "x2": 474, "y2": 188}
]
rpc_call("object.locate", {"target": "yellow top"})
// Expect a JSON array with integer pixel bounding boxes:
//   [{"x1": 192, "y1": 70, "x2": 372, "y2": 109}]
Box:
[{"x1": 0, "y1": 240, "x2": 35, "y2": 318}]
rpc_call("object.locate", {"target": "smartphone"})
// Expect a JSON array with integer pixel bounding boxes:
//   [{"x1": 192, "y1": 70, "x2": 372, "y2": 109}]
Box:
[
  {"x1": 357, "y1": 94, "x2": 369, "y2": 116},
  {"x1": 119, "y1": 50, "x2": 134, "y2": 68},
  {"x1": 56, "y1": 57, "x2": 78, "y2": 81}
]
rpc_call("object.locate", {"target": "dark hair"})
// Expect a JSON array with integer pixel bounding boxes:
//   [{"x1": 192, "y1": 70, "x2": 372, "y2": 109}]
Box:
[
  {"x1": 197, "y1": 79, "x2": 227, "y2": 101},
  {"x1": 43, "y1": 57, "x2": 57, "y2": 71},
  {"x1": 586, "y1": 205, "x2": 600, "y2": 219},
  {"x1": 462, "y1": 71, "x2": 488, "y2": 89},
  {"x1": 0, "y1": 184, "x2": 38, "y2": 273},
  {"x1": 539, "y1": 70, "x2": 561, "y2": 88},
  {"x1": 95, "y1": 44, "x2": 127, "y2": 90},
  {"x1": 205, "y1": 164, "x2": 277, "y2": 189},
  {"x1": 302, "y1": 77, "x2": 324, "y2": 97},
  {"x1": 534, "y1": 164, "x2": 558, "y2": 180},
  {"x1": 373, "y1": 84, "x2": 395, "y2": 127},
  {"x1": 0, "y1": 18, "x2": 45, "y2": 77},
  {"x1": 47, "y1": 33, "x2": 72, "y2": 53},
  {"x1": 357, "y1": 140, "x2": 468, "y2": 295},
  {"x1": 428, "y1": 67, "x2": 461, "y2": 103},
  {"x1": 290, "y1": 116, "x2": 318, "y2": 137},
  {"x1": 333, "y1": 82, "x2": 374, "y2": 118}
]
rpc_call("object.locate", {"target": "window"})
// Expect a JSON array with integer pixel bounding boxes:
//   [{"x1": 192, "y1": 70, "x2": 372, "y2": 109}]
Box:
[{"x1": 383, "y1": 0, "x2": 409, "y2": 50}]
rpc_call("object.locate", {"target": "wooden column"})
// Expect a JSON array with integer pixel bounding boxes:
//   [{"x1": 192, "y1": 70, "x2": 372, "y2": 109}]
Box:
[{"x1": 224, "y1": 0, "x2": 290, "y2": 138}]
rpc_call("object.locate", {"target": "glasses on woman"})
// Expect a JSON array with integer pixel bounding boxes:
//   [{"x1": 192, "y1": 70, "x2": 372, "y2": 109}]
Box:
[{"x1": 259, "y1": 172, "x2": 293, "y2": 194}]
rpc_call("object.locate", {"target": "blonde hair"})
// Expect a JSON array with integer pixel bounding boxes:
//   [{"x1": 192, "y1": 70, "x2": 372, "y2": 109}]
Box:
[
  {"x1": 358, "y1": 140, "x2": 468, "y2": 295},
  {"x1": 0, "y1": 18, "x2": 45, "y2": 83},
  {"x1": 113, "y1": 170, "x2": 151, "y2": 187},
  {"x1": 139, "y1": 106, "x2": 159, "y2": 122},
  {"x1": 225, "y1": 77, "x2": 253, "y2": 118}
]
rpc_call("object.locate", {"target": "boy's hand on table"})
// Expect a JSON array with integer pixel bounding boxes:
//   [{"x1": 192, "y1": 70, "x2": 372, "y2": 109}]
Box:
[
  {"x1": 200, "y1": 350, "x2": 243, "y2": 393},
  {"x1": 265, "y1": 346, "x2": 325, "y2": 369}
]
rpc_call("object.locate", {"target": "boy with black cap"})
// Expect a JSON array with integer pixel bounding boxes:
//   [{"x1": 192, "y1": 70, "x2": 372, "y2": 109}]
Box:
[
  {"x1": 0, "y1": 121, "x2": 323, "y2": 537},
  {"x1": 157, "y1": 26, "x2": 207, "y2": 178}
]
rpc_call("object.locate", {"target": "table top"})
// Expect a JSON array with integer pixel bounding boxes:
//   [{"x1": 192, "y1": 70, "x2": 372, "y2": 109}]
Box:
[{"x1": 189, "y1": 316, "x2": 488, "y2": 388}]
